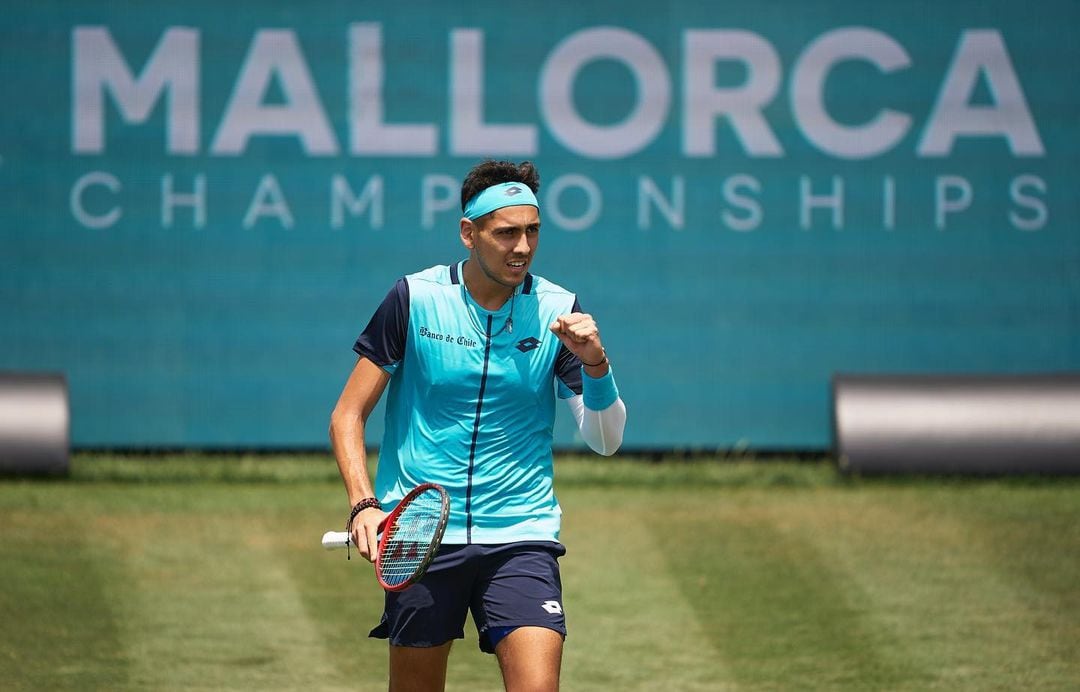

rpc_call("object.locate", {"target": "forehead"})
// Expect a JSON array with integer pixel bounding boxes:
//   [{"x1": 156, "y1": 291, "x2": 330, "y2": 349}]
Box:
[{"x1": 478, "y1": 204, "x2": 540, "y2": 229}]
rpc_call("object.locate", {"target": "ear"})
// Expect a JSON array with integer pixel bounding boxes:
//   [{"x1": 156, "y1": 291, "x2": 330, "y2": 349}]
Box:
[{"x1": 460, "y1": 217, "x2": 475, "y2": 250}]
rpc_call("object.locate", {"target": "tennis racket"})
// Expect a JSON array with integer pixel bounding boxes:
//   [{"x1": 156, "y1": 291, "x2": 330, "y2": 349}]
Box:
[{"x1": 322, "y1": 483, "x2": 450, "y2": 592}]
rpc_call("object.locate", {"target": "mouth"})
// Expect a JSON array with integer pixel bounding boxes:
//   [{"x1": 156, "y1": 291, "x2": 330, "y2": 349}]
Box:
[{"x1": 506, "y1": 259, "x2": 528, "y2": 272}]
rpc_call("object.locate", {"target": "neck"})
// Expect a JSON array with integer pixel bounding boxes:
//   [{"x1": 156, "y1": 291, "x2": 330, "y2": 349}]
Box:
[{"x1": 461, "y1": 260, "x2": 515, "y2": 310}]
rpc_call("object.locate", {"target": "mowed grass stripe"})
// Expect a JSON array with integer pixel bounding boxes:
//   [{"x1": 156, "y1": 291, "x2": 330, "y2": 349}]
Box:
[
  {"x1": 283, "y1": 491, "x2": 736, "y2": 692},
  {"x1": 3, "y1": 460, "x2": 1079, "y2": 690},
  {"x1": 963, "y1": 487, "x2": 1080, "y2": 684},
  {"x1": 95, "y1": 508, "x2": 350, "y2": 691},
  {"x1": 0, "y1": 510, "x2": 130, "y2": 690},
  {"x1": 559, "y1": 492, "x2": 737, "y2": 691},
  {"x1": 641, "y1": 490, "x2": 918, "y2": 690},
  {"x1": 279, "y1": 488, "x2": 517, "y2": 691},
  {"x1": 279, "y1": 507, "x2": 419, "y2": 690},
  {"x1": 796, "y1": 487, "x2": 1080, "y2": 689}
]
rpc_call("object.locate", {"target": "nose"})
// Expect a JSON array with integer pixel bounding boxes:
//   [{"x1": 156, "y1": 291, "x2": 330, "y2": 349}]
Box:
[{"x1": 512, "y1": 230, "x2": 531, "y2": 255}]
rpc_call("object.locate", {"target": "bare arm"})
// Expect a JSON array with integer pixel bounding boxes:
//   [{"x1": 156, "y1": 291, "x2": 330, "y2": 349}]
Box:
[{"x1": 329, "y1": 356, "x2": 391, "y2": 562}]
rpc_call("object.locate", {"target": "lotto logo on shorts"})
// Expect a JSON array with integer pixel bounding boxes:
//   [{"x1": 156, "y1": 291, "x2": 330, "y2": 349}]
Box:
[{"x1": 541, "y1": 600, "x2": 563, "y2": 615}]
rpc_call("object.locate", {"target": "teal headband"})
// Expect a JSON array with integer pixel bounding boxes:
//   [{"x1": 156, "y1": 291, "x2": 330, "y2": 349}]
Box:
[{"x1": 463, "y1": 182, "x2": 539, "y2": 221}]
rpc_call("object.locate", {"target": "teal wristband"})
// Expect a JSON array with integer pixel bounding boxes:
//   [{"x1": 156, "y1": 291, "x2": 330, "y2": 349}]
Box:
[{"x1": 582, "y1": 367, "x2": 619, "y2": 411}]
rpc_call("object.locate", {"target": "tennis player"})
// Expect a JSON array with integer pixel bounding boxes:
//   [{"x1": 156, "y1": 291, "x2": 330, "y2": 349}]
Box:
[{"x1": 330, "y1": 159, "x2": 626, "y2": 691}]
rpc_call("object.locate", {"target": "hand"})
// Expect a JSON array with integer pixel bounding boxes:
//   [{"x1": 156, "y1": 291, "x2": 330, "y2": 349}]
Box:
[
  {"x1": 549, "y1": 313, "x2": 606, "y2": 367},
  {"x1": 349, "y1": 507, "x2": 387, "y2": 563}
]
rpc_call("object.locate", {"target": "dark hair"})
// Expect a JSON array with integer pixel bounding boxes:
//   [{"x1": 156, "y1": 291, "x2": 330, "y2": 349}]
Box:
[{"x1": 460, "y1": 160, "x2": 540, "y2": 212}]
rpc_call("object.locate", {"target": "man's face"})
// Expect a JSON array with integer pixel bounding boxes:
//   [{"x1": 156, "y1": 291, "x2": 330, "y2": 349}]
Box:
[{"x1": 460, "y1": 205, "x2": 540, "y2": 289}]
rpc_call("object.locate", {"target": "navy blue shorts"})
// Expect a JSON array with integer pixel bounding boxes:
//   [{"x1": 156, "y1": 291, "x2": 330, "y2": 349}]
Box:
[{"x1": 368, "y1": 541, "x2": 566, "y2": 654}]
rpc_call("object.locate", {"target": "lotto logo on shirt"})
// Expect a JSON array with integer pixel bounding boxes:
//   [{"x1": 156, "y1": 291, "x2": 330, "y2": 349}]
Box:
[
  {"x1": 515, "y1": 337, "x2": 541, "y2": 353},
  {"x1": 418, "y1": 325, "x2": 477, "y2": 348}
]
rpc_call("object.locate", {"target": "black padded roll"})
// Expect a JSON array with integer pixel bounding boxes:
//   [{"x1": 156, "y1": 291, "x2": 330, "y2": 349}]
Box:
[
  {"x1": 833, "y1": 373, "x2": 1080, "y2": 475},
  {"x1": 0, "y1": 373, "x2": 70, "y2": 475}
]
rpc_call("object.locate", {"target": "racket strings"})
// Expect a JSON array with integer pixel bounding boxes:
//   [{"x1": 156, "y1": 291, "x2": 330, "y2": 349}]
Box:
[{"x1": 379, "y1": 490, "x2": 444, "y2": 587}]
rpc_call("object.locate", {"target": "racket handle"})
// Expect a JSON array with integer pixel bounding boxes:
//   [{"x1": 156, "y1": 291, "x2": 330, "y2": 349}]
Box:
[
  {"x1": 323, "y1": 516, "x2": 389, "y2": 550},
  {"x1": 321, "y1": 531, "x2": 351, "y2": 550}
]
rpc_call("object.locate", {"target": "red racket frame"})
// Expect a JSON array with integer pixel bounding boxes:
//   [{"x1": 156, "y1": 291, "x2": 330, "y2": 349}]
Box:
[{"x1": 374, "y1": 483, "x2": 450, "y2": 592}]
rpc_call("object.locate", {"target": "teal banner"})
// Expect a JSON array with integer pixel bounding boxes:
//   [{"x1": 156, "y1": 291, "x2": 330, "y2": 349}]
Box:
[{"x1": 2, "y1": 1, "x2": 1078, "y2": 448}]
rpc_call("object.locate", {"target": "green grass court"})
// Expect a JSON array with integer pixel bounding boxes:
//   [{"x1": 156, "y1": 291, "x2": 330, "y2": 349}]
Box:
[{"x1": 2, "y1": 455, "x2": 1079, "y2": 690}]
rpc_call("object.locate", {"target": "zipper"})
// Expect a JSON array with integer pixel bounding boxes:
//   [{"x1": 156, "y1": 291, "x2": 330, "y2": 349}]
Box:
[{"x1": 465, "y1": 314, "x2": 493, "y2": 543}]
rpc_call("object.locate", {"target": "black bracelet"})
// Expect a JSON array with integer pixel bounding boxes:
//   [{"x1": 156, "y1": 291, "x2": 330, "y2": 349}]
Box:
[
  {"x1": 581, "y1": 350, "x2": 608, "y2": 368},
  {"x1": 345, "y1": 497, "x2": 382, "y2": 561},
  {"x1": 346, "y1": 497, "x2": 382, "y2": 532}
]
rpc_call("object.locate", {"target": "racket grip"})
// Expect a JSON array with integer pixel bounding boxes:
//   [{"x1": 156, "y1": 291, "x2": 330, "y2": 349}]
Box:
[{"x1": 321, "y1": 531, "x2": 351, "y2": 550}]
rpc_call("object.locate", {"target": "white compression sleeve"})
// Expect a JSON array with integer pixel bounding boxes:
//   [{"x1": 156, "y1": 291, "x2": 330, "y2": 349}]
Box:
[{"x1": 566, "y1": 394, "x2": 626, "y2": 456}]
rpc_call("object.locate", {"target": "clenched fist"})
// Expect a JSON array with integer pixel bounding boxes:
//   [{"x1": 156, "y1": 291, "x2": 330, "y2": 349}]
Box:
[{"x1": 549, "y1": 313, "x2": 607, "y2": 368}]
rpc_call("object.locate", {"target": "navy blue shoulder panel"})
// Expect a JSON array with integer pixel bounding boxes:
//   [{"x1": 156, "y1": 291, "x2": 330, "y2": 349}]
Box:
[
  {"x1": 522, "y1": 273, "x2": 534, "y2": 295},
  {"x1": 554, "y1": 296, "x2": 584, "y2": 395},
  {"x1": 353, "y1": 278, "x2": 410, "y2": 366},
  {"x1": 449, "y1": 262, "x2": 460, "y2": 285}
]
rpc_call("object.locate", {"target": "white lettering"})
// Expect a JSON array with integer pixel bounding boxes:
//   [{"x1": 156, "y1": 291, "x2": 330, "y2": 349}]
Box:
[
  {"x1": 350, "y1": 23, "x2": 438, "y2": 156},
  {"x1": 242, "y1": 174, "x2": 294, "y2": 228},
  {"x1": 540, "y1": 28, "x2": 670, "y2": 159},
  {"x1": 1009, "y1": 174, "x2": 1047, "y2": 231},
  {"x1": 161, "y1": 174, "x2": 206, "y2": 228},
  {"x1": 71, "y1": 25, "x2": 1050, "y2": 164},
  {"x1": 70, "y1": 171, "x2": 122, "y2": 228},
  {"x1": 450, "y1": 30, "x2": 537, "y2": 155},
  {"x1": 683, "y1": 30, "x2": 783, "y2": 157},
  {"x1": 72, "y1": 27, "x2": 199, "y2": 154},
  {"x1": 421, "y1": 174, "x2": 458, "y2": 229},
  {"x1": 722, "y1": 174, "x2": 763, "y2": 232},
  {"x1": 331, "y1": 175, "x2": 384, "y2": 229},
  {"x1": 637, "y1": 176, "x2": 684, "y2": 230},
  {"x1": 800, "y1": 175, "x2": 844, "y2": 229},
  {"x1": 792, "y1": 28, "x2": 912, "y2": 159},
  {"x1": 919, "y1": 30, "x2": 1044, "y2": 157},
  {"x1": 212, "y1": 30, "x2": 338, "y2": 156},
  {"x1": 883, "y1": 175, "x2": 896, "y2": 230},
  {"x1": 935, "y1": 175, "x2": 973, "y2": 229},
  {"x1": 546, "y1": 174, "x2": 602, "y2": 231}
]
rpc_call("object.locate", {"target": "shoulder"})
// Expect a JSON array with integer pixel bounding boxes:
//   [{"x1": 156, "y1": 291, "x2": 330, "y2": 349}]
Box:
[
  {"x1": 525, "y1": 273, "x2": 580, "y2": 314},
  {"x1": 404, "y1": 264, "x2": 454, "y2": 288},
  {"x1": 525, "y1": 273, "x2": 576, "y2": 306},
  {"x1": 398, "y1": 264, "x2": 462, "y2": 302}
]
